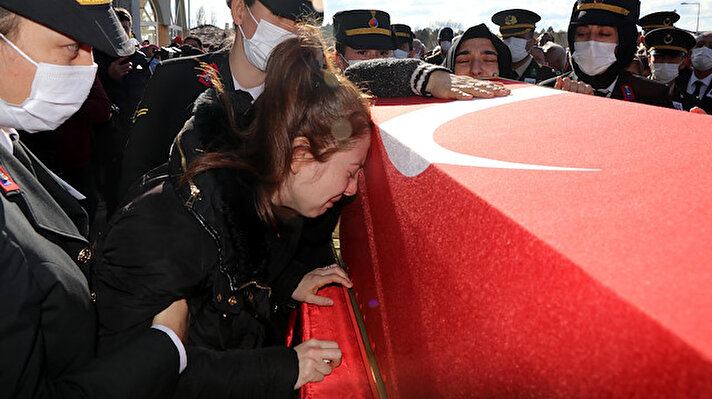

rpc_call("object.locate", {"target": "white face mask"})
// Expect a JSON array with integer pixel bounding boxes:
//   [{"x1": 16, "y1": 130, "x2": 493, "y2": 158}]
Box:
[
  {"x1": 572, "y1": 40, "x2": 618, "y2": 76},
  {"x1": 0, "y1": 33, "x2": 97, "y2": 133},
  {"x1": 503, "y1": 37, "x2": 530, "y2": 63},
  {"x1": 691, "y1": 46, "x2": 712, "y2": 72},
  {"x1": 237, "y1": 6, "x2": 296, "y2": 71},
  {"x1": 394, "y1": 49, "x2": 409, "y2": 59},
  {"x1": 440, "y1": 41, "x2": 452, "y2": 54},
  {"x1": 651, "y1": 62, "x2": 680, "y2": 84}
]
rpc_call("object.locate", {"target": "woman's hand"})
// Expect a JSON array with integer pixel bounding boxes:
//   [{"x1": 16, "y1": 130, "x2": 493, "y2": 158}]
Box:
[
  {"x1": 294, "y1": 339, "x2": 342, "y2": 389},
  {"x1": 426, "y1": 71, "x2": 511, "y2": 100},
  {"x1": 292, "y1": 264, "x2": 353, "y2": 306},
  {"x1": 555, "y1": 76, "x2": 594, "y2": 95},
  {"x1": 152, "y1": 299, "x2": 190, "y2": 343},
  {"x1": 690, "y1": 106, "x2": 708, "y2": 115}
]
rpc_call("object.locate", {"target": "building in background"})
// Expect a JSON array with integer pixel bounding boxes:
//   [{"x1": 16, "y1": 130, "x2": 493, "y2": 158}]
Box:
[{"x1": 113, "y1": 0, "x2": 189, "y2": 46}]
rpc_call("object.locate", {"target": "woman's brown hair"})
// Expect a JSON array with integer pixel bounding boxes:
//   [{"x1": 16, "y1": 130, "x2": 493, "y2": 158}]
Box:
[
  {"x1": 0, "y1": 7, "x2": 19, "y2": 37},
  {"x1": 186, "y1": 25, "x2": 374, "y2": 226}
]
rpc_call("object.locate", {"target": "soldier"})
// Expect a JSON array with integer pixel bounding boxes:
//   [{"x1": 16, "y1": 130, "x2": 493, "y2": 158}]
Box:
[
  {"x1": 0, "y1": 0, "x2": 187, "y2": 397},
  {"x1": 392, "y1": 23, "x2": 415, "y2": 58},
  {"x1": 492, "y1": 9, "x2": 558, "y2": 84},
  {"x1": 638, "y1": 11, "x2": 679, "y2": 35},
  {"x1": 676, "y1": 32, "x2": 712, "y2": 114},
  {"x1": 425, "y1": 26, "x2": 454, "y2": 65},
  {"x1": 644, "y1": 27, "x2": 700, "y2": 111},
  {"x1": 540, "y1": 0, "x2": 673, "y2": 109},
  {"x1": 332, "y1": 9, "x2": 395, "y2": 68}
]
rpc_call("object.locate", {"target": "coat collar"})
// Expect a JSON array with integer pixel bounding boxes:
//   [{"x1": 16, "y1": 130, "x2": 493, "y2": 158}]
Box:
[{"x1": 0, "y1": 143, "x2": 87, "y2": 244}]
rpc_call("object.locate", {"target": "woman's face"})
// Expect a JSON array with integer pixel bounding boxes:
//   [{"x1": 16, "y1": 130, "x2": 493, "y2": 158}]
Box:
[
  {"x1": 453, "y1": 38, "x2": 500, "y2": 78},
  {"x1": 0, "y1": 16, "x2": 93, "y2": 105},
  {"x1": 574, "y1": 25, "x2": 619, "y2": 44},
  {"x1": 281, "y1": 134, "x2": 371, "y2": 218}
]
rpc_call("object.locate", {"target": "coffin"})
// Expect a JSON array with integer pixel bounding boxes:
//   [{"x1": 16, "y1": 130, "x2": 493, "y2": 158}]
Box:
[{"x1": 297, "y1": 82, "x2": 712, "y2": 398}]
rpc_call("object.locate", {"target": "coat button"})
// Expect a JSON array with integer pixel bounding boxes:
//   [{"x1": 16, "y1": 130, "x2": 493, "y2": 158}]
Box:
[
  {"x1": 77, "y1": 248, "x2": 93, "y2": 264},
  {"x1": 216, "y1": 294, "x2": 223, "y2": 303},
  {"x1": 228, "y1": 296, "x2": 237, "y2": 306}
]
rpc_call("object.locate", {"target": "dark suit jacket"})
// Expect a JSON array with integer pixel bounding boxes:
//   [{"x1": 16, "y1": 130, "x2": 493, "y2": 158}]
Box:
[
  {"x1": 675, "y1": 68, "x2": 712, "y2": 114},
  {"x1": 0, "y1": 138, "x2": 179, "y2": 398}
]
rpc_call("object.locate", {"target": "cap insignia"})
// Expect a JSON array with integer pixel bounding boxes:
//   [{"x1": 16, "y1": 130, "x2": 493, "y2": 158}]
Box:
[
  {"x1": 664, "y1": 17, "x2": 672, "y2": 26},
  {"x1": 664, "y1": 34, "x2": 674, "y2": 45},
  {"x1": 369, "y1": 11, "x2": 379, "y2": 28},
  {"x1": 505, "y1": 15, "x2": 518, "y2": 25}
]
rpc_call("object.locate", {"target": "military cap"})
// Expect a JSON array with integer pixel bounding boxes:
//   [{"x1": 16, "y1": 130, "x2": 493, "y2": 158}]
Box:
[
  {"x1": 392, "y1": 24, "x2": 414, "y2": 47},
  {"x1": 0, "y1": 0, "x2": 133, "y2": 57},
  {"x1": 225, "y1": 0, "x2": 324, "y2": 23},
  {"x1": 644, "y1": 27, "x2": 696, "y2": 56},
  {"x1": 570, "y1": 0, "x2": 640, "y2": 26},
  {"x1": 334, "y1": 10, "x2": 395, "y2": 50},
  {"x1": 438, "y1": 27, "x2": 454, "y2": 41},
  {"x1": 492, "y1": 9, "x2": 541, "y2": 38},
  {"x1": 638, "y1": 11, "x2": 679, "y2": 31}
]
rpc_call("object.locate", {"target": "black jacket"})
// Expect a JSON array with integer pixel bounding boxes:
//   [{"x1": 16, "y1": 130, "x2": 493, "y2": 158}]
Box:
[
  {"x1": 93, "y1": 89, "x2": 306, "y2": 398},
  {"x1": 675, "y1": 68, "x2": 712, "y2": 114},
  {"x1": 0, "y1": 137, "x2": 179, "y2": 398}
]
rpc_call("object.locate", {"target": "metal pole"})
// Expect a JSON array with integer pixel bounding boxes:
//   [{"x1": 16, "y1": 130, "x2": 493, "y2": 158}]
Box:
[{"x1": 696, "y1": 3, "x2": 700, "y2": 35}]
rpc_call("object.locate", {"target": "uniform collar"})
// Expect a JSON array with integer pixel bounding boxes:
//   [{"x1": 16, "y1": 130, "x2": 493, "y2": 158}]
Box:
[
  {"x1": 689, "y1": 71, "x2": 712, "y2": 90},
  {"x1": 513, "y1": 55, "x2": 533, "y2": 79},
  {"x1": 0, "y1": 127, "x2": 18, "y2": 154}
]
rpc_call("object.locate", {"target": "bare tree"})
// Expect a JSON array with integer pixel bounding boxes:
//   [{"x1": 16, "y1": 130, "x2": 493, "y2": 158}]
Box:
[{"x1": 196, "y1": 6, "x2": 206, "y2": 26}]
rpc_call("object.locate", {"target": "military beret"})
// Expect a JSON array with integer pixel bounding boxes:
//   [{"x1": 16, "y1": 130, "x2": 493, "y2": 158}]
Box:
[
  {"x1": 333, "y1": 10, "x2": 395, "y2": 50},
  {"x1": 0, "y1": 0, "x2": 133, "y2": 57},
  {"x1": 644, "y1": 27, "x2": 696, "y2": 55},
  {"x1": 492, "y1": 9, "x2": 541, "y2": 38},
  {"x1": 638, "y1": 11, "x2": 679, "y2": 31}
]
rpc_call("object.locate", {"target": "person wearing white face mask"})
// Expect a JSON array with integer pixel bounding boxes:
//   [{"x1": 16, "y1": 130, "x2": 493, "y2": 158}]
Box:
[
  {"x1": 677, "y1": 32, "x2": 712, "y2": 114},
  {"x1": 392, "y1": 23, "x2": 415, "y2": 59},
  {"x1": 332, "y1": 10, "x2": 395, "y2": 69},
  {"x1": 644, "y1": 27, "x2": 702, "y2": 112},
  {"x1": 0, "y1": 0, "x2": 190, "y2": 397},
  {"x1": 425, "y1": 27, "x2": 454, "y2": 65},
  {"x1": 541, "y1": 0, "x2": 673, "y2": 109},
  {"x1": 492, "y1": 9, "x2": 558, "y2": 84}
]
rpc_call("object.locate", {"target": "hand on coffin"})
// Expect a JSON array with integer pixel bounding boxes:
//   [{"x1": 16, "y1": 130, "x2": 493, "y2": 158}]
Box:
[
  {"x1": 426, "y1": 71, "x2": 511, "y2": 100},
  {"x1": 293, "y1": 264, "x2": 353, "y2": 306},
  {"x1": 294, "y1": 339, "x2": 342, "y2": 389},
  {"x1": 555, "y1": 76, "x2": 594, "y2": 96},
  {"x1": 690, "y1": 106, "x2": 708, "y2": 115},
  {"x1": 152, "y1": 298, "x2": 190, "y2": 343}
]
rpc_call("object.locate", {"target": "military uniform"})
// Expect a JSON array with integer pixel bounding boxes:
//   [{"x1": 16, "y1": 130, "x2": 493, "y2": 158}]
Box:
[
  {"x1": 0, "y1": 134, "x2": 180, "y2": 398},
  {"x1": 644, "y1": 28, "x2": 698, "y2": 111},
  {"x1": 425, "y1": 27, "x2": 454, "y2": 65},
  {"x1": 676, "y1": 68, "x2": 712, "y2": 113},
  {"x1": 492, "y1": 9, "x2": 558, "y2": 84},
  {"x1": 515, "y1": 57, "x2": 559, "y2": 84}
]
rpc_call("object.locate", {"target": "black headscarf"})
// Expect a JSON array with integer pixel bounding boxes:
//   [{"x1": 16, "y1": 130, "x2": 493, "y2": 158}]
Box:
[
  {"x1": 567, "y1": 0, "x2": 640, "y2": 89},
  {"x1": 444, "y1": 24, "x2": 516, "y2": 79}
]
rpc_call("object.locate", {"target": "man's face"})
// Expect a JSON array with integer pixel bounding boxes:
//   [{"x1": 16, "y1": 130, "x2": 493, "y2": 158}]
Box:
[
  {"x1": 234, "y1": 0, "x2": 297, "y2": 39},
  {"x1": 0, "y1": 16, "x2": 93, "y2": 105},
  {"x1": 650, "y1": 52, "x2": 684, "y2": 67},
  {"x1": 453, "y1": 37, "x2": 500, "y2": 78}
]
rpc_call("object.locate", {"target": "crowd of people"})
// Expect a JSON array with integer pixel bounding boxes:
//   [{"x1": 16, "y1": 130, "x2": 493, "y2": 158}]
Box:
[{"x1": 0, "y1": 0, "x2": 709, "y2": 398}]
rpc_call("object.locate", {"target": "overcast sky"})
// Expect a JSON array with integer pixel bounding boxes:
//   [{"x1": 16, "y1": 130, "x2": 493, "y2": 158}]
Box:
[{"x1": 191, "y1": 0, "x2": 710, "y2": 34}]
